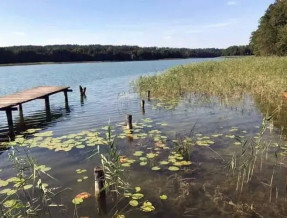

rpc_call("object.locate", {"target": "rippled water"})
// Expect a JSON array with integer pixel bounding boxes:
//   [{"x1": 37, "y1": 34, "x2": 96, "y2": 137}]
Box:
[{"x1": 0, "y1": 58, "x2": 286, "y2": 218}]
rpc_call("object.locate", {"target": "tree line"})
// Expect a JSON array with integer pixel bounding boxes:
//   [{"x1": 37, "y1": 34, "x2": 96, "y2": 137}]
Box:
[
  {"x1": 0, "y1": 45, "x2": 223, "y2": 64},
  {"x1": 251, "y1": 0, "x2": 287, "y2": 56},
  {"x1": 0, "y1": 44, "x2": 253, "y2": 65}
]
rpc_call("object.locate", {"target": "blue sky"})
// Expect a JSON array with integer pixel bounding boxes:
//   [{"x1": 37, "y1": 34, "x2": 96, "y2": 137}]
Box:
[{"x1": 0, "y1": 0, "x2": 274, "y2": 48}]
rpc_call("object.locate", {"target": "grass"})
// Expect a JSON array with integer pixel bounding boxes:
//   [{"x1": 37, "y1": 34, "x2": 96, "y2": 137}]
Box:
[{"x1": 134, "y1": 57, "x2": 287, "y2": 106}]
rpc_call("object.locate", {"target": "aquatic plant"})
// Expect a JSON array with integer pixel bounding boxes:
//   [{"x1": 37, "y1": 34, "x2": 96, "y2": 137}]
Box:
[
  {"x1": 0, "y1": 141, "x2": 65, "y2": 217},
  {"x1": 134, "y1": 57, "x2": 287, "y2": 107}
]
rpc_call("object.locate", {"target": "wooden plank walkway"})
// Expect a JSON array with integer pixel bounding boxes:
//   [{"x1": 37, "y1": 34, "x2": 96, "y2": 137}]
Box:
[
  {"x1": 0, "y1": 86, "x2": 70, "y2": 110},
  {"x1": 0, "y1": 86, "x2": 72, "y2": 138}
]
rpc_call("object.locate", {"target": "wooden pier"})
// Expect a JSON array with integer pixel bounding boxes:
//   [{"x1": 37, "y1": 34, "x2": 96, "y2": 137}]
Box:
[{"x1": 0, "y1": 86, "x2": 72, "y2": 137}]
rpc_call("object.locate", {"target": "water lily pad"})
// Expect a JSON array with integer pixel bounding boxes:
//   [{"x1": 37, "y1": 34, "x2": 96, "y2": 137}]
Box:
[
  {"x1": 121, "y1": 163, "x2": 131, "y2": 167},
  {"x1": 160, "y1": 195, "x2": 168, "y2": 200},
  {"x1": 168, "y1": 166, "x2": 180, "y2": 171},
  {"x1": 124, "y1": 192, "x2": 132, "y2": 198},
  {"x1": 0, "y1": 179, "x2": 9, "y2": 187},
  {"x1": 132, "y1": 193, "x2": 144, "y2": 200},
  {"x1": 151, "y1": 166, "x2": 160, "y2": 171},
  {"x1": 3, "y1": 199, "x2": 20, "y2": 208},
  {"x1": 72, "y1": 197, "x2": 83, "y2": 205},
  {"x1": 83, "y1": 176, "x2": 88, "y2": 180},
  {"x1": 76, "y1": 145, "x2": 85, "y2": 149},
  {"x1": 159, "y1": 160, "x2": 169, "y2": 165},
  {"x1": 129, "y1": 200, "x2": 139, "y2": 207},
  {"x1": 135, "y1": 187, "x2": 141, "y2": 192},
  {"x1": 146, "y1": 153, "x2": 156, "y2": 159},
  {"x1": 139, "y1": 157, "x2": 147, "y2": 161},
  {"x1": 133, "y1": 151, "x2": 144, "y2": 156},
  {"x1": 77, "y1": 179, "x2": 83, "y2": 182},
  {"x1": 23, "y1": 184, "x2": 33, "y2": 190},
  {"x1": 140, "y1": 162, "x2": 147, "y2": 166},
  {"x1": 75, "y1": 192, "x2": 91, "y2": 199},
  {"x1": 140, "y1": 201, "x2": 155, "y2": 212}
]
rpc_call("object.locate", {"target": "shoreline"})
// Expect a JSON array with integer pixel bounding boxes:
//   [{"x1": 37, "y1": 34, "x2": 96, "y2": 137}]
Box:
[{"x1": 0, "y1": 57, "x2": 221, "y2": 67}]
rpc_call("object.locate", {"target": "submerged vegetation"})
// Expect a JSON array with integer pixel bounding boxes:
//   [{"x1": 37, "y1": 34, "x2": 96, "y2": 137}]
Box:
[
  {"x1": 1, "y1": 111, "x2": 286, "y2": 217},
  {"x1": 135, "y1": 57, "x2": 287, "y2": 106}
]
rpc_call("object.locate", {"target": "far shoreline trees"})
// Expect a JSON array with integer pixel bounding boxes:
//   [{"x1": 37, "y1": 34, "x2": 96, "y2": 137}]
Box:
[{"x1": 0, "y1": 44, "x2": 252, "y2": 65}]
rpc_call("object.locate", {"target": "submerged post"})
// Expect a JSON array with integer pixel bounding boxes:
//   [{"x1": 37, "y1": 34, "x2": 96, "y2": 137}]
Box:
[
  {"x1": 94, "y1": 167, "x2": 107, "y2": 215},
  {"x1": 79, "y1": 85, "x2": 87, "y2": 97},
  {"x1": 5, "y1": 108, "x2": 14, "y2": 138},
  {"x1": 19, "y1": 104, "x2": 25, "y2": 126},
  {"x1": 126, "y1": 114, "x2": 133, "y2": 131},
  {"x1": 141, "y1": 100, "x2": 145, "y2": 114},
  {"x1": 147, "y1": 90, "x2": 151, "y2": 101},
  {"x1": 44, "y1": 96, "x2": 50, "y2": 112}
]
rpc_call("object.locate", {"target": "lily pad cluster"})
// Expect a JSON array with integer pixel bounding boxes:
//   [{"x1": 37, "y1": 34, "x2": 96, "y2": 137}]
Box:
[{"x1": 75, "y1": 169, "x2": 88, "y2": 182}]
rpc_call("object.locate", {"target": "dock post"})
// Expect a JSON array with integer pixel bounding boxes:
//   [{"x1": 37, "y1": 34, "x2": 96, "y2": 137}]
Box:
[
  {"x1": 126, "y1": 114, "x2": 133, "y2": 131},
  {"x1": 19, "y1": 104, "x2": 25, "y2": 126},
  {"x1": 147, "y1": 90, "x2": 151, "y2": 101},
  {"x1": 44, "y1": 96, "x2": 51, "y2": 121},
  {"x1": 141, "y1": 100, "x2": 145, "y2": 114},
  {"x1": 79, "y1": 85, "x2": 87, "y2": 97},
  {"x1": 44, "y1": 96, "x2": 50, "y2": 112},
  {"x1": 5, "y1": 108, "x2": 14, "y2": 138},
  {"x1": 63, "y1": 90, "x2": 70, "y2": 111},
  {"x1": 94, "y1": 167, "x2": 107, "y2": 215}
]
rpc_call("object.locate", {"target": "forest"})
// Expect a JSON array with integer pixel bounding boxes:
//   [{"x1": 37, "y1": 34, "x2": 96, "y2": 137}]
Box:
[
  {"x1": 0, "y1": 45, "x2": 224, "y2": 64},
  {"x1": 0, "y1": 44, "x2": 253, "y2": 65},
  {"x1": 251, "y1": 0, "x2": 287, "y2": 56}
]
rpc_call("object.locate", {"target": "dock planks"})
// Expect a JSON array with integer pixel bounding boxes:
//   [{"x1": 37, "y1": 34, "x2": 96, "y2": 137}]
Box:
[
  {"x1": 0, "y1": 86, "x2": 72, "y2": 137},
  {"x1": 0, "y1": 86, "x2": 70, "y2": 110}
]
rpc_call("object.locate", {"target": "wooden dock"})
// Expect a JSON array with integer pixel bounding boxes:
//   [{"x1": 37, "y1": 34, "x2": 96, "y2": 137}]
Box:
[{"x1": 0, "y1": 86, "x2": 72, "y2": 137}]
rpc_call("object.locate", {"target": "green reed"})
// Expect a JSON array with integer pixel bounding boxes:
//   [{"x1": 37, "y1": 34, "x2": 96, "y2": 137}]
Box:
[{"x1": 134, "y1": 57, "x2": 287, "y2": 106}]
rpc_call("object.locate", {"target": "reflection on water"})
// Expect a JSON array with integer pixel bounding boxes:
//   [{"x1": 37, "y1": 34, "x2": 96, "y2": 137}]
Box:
[{"x1": 0, "y1": 59, "x2": 287, "y2": 217}]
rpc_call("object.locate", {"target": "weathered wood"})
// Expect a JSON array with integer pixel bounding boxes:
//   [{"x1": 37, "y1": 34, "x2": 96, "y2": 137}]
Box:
[
  {"x1": 147, "y1": 90, "x2": 151, "y2": 100},
  {"x1": 5, "y1": 108, "x2": 14, "y2": 137},
  {"x1": 79, "y1": 85, "x2": 87, "y2": 96},
  {"x1": 44, "y1": 96, "x2": 50, "y2": 112},
  {"x1": 94, "y1": 167, "x2": 106, "y2": 215},
  {"x1": 141, "y1": 99, "x2": 145, "y2": 114},
  {"x1": 0, "y1": 86, "x2": 71, "y2": 110},
  {"x1": 64, "y1": 90, "x2": 69, "y2": 108},
  {"x1": 126, "y1": 114, "x2": 133, "y2": 131}
]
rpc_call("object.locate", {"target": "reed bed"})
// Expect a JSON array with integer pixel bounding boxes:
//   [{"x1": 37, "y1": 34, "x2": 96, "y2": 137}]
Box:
[{"x1": 134, "y1": 57, "x2": 287, "y2": 105}]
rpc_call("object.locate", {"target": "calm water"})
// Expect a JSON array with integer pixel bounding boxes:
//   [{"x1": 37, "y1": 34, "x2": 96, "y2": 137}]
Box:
[{"x1": 0, "y1": 58, "x2": 286, "y2": 218}]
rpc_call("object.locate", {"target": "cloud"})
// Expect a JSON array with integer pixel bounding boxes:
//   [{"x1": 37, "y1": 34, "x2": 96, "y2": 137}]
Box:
[
  {"x1": 12, "y1": 31, "x2": 26, "y2": 36},
  {"x1": 227, "y1": 1, "x2": 237, "y2": 6}
]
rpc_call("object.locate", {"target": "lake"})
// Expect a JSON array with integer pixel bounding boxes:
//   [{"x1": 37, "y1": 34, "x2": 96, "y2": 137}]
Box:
[{"x1": 0, "y1": 58, "x2": 285, "y2": 217}]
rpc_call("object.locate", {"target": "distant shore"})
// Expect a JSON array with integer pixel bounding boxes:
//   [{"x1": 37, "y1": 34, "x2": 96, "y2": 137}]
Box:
[{"x1": 0, "y1": 57, "x2": 221, "y2": 67}]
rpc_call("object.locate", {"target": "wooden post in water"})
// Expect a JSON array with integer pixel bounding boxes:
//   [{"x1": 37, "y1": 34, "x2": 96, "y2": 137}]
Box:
[
  {"x1": 147, "y1": 90, "x2": 151, "y2": 101},
  {"x1": 79, "y1": 85, "x2": 87, "y2": 97},
  {"x1": 94, "y1": 167, "x2": 106, "y2": 215},
  {"x1": 141, "y1": 99, "x2": 145, "y2": 114},
  {"x1": 18, "y1": 104, "x2": 25, "y2": 126},
  {"x1": 44, "y1": 96, "x2": 50, "y2": 112},
  {"x1": 5, "y1": 108, "x2": 14, "y2": 138},
  {"x1": 126, "y1": 114, "x2": 133, "y2": 131}
]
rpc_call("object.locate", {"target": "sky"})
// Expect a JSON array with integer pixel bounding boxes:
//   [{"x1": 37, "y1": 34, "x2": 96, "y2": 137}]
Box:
[{"x1": 0, "y1": 0, "x2": 275, "y2": 48}]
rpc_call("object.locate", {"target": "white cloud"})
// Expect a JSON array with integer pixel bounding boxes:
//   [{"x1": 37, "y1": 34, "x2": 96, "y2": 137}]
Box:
[
  {"x1": 227, "y1": 1, "x2": 237, "y2": 6},
  {"x1": 12, "y1": 31, "x2": 26, "y2": 36}
]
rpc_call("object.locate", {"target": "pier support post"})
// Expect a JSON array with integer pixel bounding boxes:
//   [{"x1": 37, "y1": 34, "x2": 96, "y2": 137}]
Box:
[
  {"x1": 19, "y1": 104, "x2": 25, "y2": 127},
  {"x1": 5, "y1": 108, "x2": 14, "y2": 138},
  {"x1": 147, "y1": 90, "x2": 151, "y2": 101},
  {"x1": 63, "y1": 90, "x2": 70, "y2": 111},
  {"x1": 94, "y1": 167, "x2": 106, "y2": 215},
  {"x1": 126, "y1": 114, "x2": 133, "y2": 131},
  {"x1": 44, "y1": 96, "x2": 50, "y2": 112}
]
